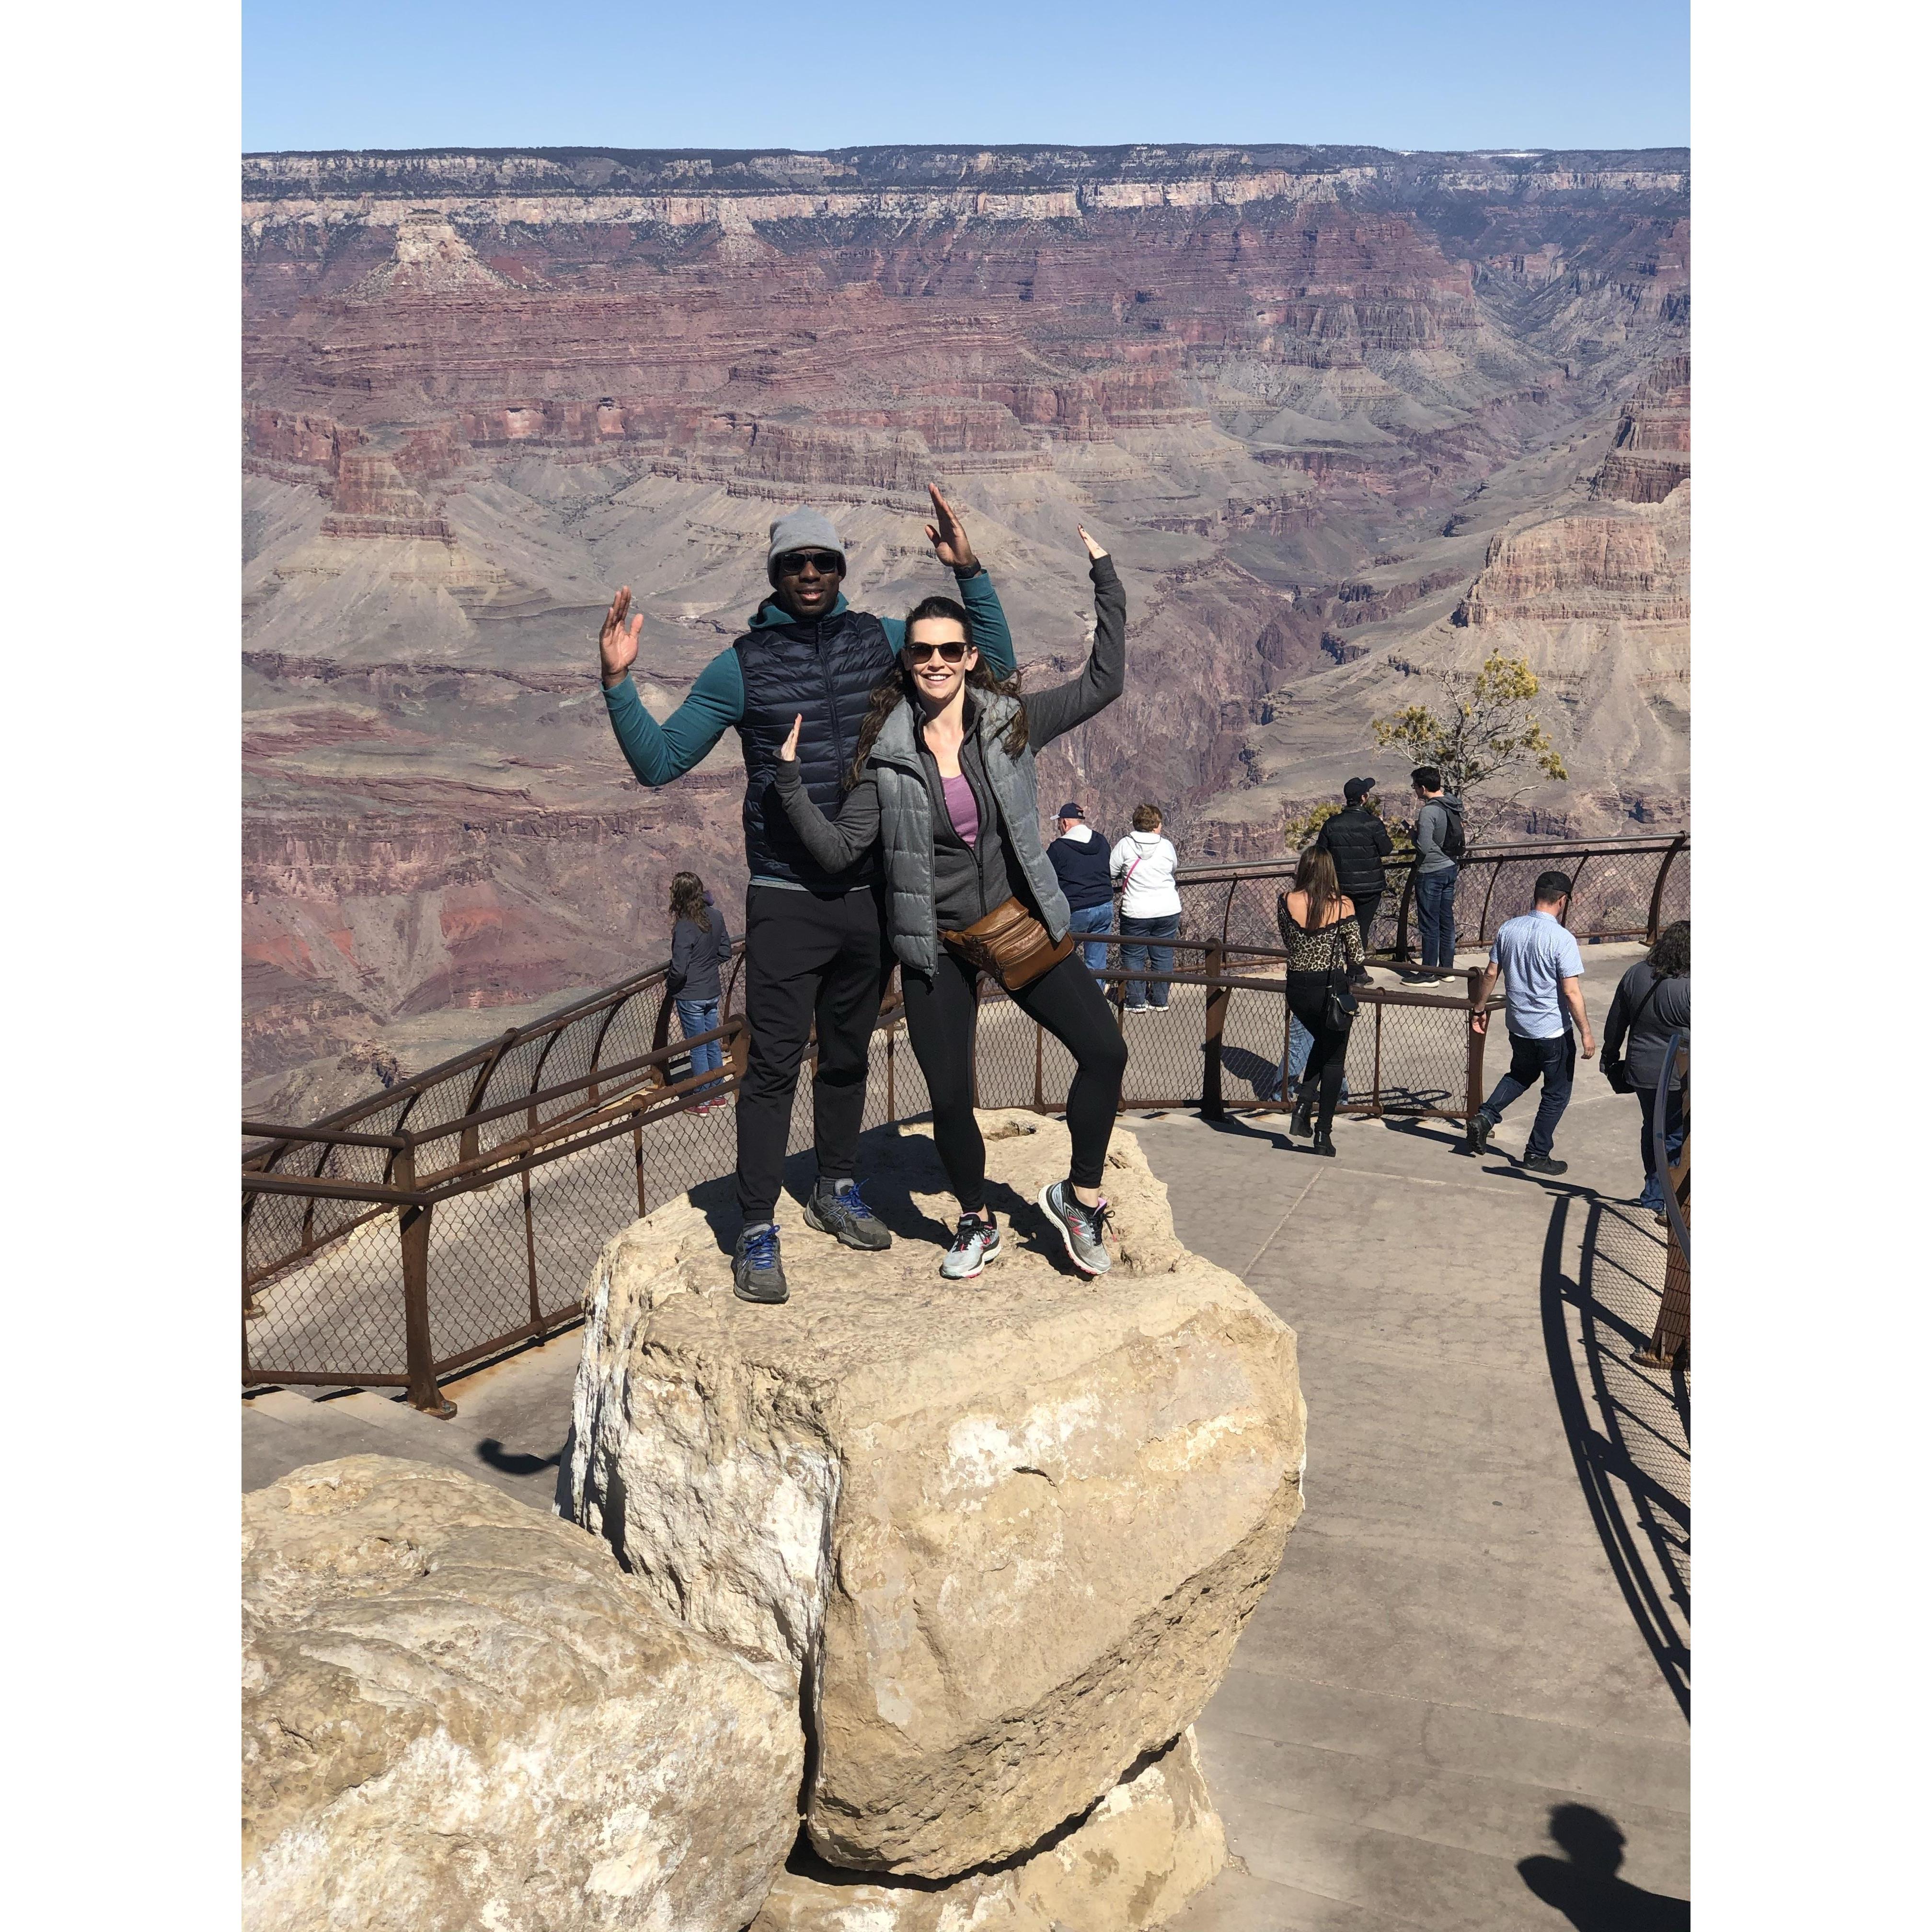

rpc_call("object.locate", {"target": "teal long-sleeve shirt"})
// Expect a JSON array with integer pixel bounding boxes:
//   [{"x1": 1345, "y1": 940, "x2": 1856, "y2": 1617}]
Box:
[{"x1": 601, "y1": 567, "x2": 1015, "y2": 788}]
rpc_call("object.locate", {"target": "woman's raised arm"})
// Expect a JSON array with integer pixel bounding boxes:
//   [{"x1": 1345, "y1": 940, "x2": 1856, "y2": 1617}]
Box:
[{"x1": 1020, "y1": 528, "x2": 1127, "y2": 750}]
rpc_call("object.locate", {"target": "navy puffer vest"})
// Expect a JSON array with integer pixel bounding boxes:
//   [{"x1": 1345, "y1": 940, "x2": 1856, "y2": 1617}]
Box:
[{"x1": 736, "y1": 603, "x2": 895, "y2": 890}]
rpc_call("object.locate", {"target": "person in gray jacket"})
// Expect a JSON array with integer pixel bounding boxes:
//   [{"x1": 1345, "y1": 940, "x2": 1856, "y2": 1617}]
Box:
[
  {"x1": 1602, "y1": 920, "x2": 1690, "y2": 1214},
  {"x1": 774, "y1": 527, "x2": 1128, "y2": 1282},
  {"x1": 1410, "y1": 766, "x2": 1465, "y2": 981}
]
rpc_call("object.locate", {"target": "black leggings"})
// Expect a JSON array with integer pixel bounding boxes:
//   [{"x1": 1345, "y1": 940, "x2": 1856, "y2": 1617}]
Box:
[
  {"x1": 901, "y1": 948, "x2": 1129, "y2": 1210},
  {"x1": 1287, "y1": 972, "x2": 1353, "y2": 1131}
]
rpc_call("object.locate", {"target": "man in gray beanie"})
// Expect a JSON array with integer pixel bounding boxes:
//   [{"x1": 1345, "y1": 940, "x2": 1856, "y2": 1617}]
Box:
[{"x1": 598, "y1": 484, "x2": 1014, "y2": 1303}]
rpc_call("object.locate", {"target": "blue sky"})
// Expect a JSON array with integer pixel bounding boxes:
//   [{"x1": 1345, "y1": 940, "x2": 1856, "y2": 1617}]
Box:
[{"x1": 243, "y1": 0, "x2": 1688, "y2": 155}]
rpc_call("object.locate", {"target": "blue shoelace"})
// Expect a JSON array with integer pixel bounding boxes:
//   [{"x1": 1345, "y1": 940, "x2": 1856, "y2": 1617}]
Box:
[
  {"x1": 834, "y1": 1182, "x2": 877, "y2": 1220},
  {"x1": 742, "y1": 1223, "x2": 781, "y2": 1268}
]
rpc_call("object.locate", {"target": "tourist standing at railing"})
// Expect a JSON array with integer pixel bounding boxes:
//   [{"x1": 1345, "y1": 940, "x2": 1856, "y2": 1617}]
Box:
[
  {"x1": 774, "y1": 528, "x2": 1128, "y2": 1282},
  {"x1": 1410, "y1": 767, "x2": 1465, "y2": 984},
  {"x1": 1275, "y1": 847, "x2": 1365, "y2": 1156},
  {"x1": 1602, "y1": 920, "x2": 1690, "y2": 1217},
  {"x1": 598, "y1": 488, "x2": 1017, "y2": 1304},
  {"x1": 666, "y1": 871, "x2": 733, "y2": 1116},
  {"x1": 1317, "y1": 776, "x2": 1394, "y2": 985},
  {"x1": 1048, "y1": 803, "x2": 1115, "y2": 976},
  {"x1": 1112, "y1": 805, "x2": 1183, "y2": 1013},
  {"x1": 1469, "y1": 869, "x2": 1597, "y2": 1177}
]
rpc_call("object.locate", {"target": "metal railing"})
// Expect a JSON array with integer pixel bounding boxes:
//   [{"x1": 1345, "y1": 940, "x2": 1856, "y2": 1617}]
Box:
[{"x1": 243, "y1": 836, "x2": 1686, "y2": 1410}]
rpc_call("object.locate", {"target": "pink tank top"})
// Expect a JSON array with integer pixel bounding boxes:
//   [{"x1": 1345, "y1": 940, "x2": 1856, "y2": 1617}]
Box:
[{"x1": 941, "y1": 773, "x2": 979, "y2": 847}]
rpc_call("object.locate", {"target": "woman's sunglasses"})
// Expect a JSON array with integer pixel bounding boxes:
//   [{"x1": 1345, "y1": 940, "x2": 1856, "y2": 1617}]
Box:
[
  {"x1": 905, "y1": 640, "x2": 969, "y2": 665},
  {"x1": 775, "y1": 550, "x2": 845, "y2": 575}
]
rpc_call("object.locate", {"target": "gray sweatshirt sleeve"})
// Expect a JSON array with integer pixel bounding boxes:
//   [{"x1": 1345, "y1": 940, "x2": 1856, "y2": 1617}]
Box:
[
  {"x1": 1015, "y1": 556, "x2": 1127, "y2": 749},
  {"x1": 668, "y1": 919, "x2": 696, "y2": 994},
  {"x1": 1415, "y1": 802, "x2": 1446, "y2": 866},
  {"x1": 772, "y1": 759, "x2": 885, "y2": 873}
]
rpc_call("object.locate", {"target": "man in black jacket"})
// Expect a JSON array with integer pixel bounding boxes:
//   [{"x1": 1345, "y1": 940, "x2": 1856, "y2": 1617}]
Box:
[
  {"x1": 1047, "y1": 803, "x2": 1115, "y2": 975},
  {"x1": 1317, "y1": 777, "x2": 1394, "y2": 983}
]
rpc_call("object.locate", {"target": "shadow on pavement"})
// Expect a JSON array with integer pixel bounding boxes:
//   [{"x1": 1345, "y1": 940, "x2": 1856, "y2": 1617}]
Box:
[
  {"x1": 1541, "y1": 1196, "x2": 1691, "y2": 1718},
  {"x1": 1518, "y1": 1803, "x2": 1690, "y2": 1930}
]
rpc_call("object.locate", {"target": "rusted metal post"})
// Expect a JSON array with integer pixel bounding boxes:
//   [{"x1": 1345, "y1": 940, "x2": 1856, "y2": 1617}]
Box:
[
  {"x1": 523, "y1": 1170, "x2": 540, "y2": 1323},
  {"x1": 1201, "y1": 940, "x2": 1228, "y2": 1119},
  {"x1": 393, "y1": 1148, "x2": 455, "y2": 1418},
  {"x1": 1646, "y1": 832, "x2": 1688, "y2": 945},
  {"x1": 1371, "y1": 1000, "x2": 1384, "y2": 1118},
  {"x1": 1464, "y1": 989, "x2": 1489, "y2": 1149},
  {"x1": 1393, "y1": 866, "x2": 1417, "y2": 962}
]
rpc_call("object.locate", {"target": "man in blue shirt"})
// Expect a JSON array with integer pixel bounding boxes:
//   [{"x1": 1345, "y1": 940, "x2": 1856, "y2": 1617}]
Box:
[
  {"x1": 1468, "y1": 870, "x2": 1598, "y2": 1175},
  {"x1": 597, "y1": 487, "x2": 1016, "y2": 1302}
]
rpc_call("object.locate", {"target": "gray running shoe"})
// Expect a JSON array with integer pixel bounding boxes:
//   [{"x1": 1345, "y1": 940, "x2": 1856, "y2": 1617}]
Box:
[
  {"x1": 733, "y1": 1222, "x2": 788, "y2": 1303},
  {"x1": 940, "y1": 1214, "x2": 1002, "y2": 1281},
  {"x1": 1038, "y1": 1180, "x2": 1113, "y2": 1276},
  {"x1": 804, "y1": 1179, "x2": 892, "y2": 1251}
]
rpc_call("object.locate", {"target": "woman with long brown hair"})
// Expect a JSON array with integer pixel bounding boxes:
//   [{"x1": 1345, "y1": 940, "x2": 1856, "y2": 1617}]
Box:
[
  {"x1": 666, "y1": 869, "x2": 732, "y2": 1113},
  {"x1": 1276, "y1": 845, "x2": 1365, "y2": 1155},
  {"x1": 773, "y1": 527, "x2": 1128, "y2": 1280}
]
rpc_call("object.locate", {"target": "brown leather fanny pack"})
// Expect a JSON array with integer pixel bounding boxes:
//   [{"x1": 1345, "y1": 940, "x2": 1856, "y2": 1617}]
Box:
[{"x1": 941, "y1": 896, "x2": 1075, "y2": 992}]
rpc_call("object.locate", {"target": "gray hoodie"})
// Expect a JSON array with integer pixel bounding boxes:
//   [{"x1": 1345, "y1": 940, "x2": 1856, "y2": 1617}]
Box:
[{"x1": 1415, "y1": 795, "x2": 1464, "y2": 874}]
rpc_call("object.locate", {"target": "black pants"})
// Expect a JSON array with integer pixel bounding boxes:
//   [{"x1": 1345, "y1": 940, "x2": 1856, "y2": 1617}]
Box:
[
  {"x1": 1286, "y1": 973, "x2": 1352, "y2": 1131},
  {"x1": 902, "y1": 948, "x2": 1128, "y2": 1210},
  {"x1": 1347, "y1": 891, "x2": 1381, "y2": 964},
  {"x1": 738, "y1": 885, "x2": 889, "y2": 1222}
]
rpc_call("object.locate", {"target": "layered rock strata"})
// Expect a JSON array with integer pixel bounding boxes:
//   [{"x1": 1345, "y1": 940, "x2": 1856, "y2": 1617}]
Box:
[
  {"x1": 242, "y1": 1455, "x2": 802, "y2": 1932},
  {"x1": 567, "y1": 1111, "x2": 1306, "y2": 1879},
  {"x1": 751, "y1": 1729, "x2": 1227, "y2": 1932}
]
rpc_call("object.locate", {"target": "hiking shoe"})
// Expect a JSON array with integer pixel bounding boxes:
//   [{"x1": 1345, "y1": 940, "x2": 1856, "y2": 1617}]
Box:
[
  {"x1": 1289, "y1": 1095, "x2": 1314, "y2": 1138},
  {"x1": 804, "y1": 1179, "x2": 892, "y2": 1251},
  {"x1": 940, "y1": 1214, "x2": 1002, "y2": 1281},
  {"x1": 1469, "y1": 1112, "x2": 1494, "y2": 1154},
  {"x1": 1521, "y1": 1152, "x2": 1568, "y2": 1177},
  {"x1": 733, "y1": 1222, "x2": 788, "y2": 1303},
  {"x1": 1038, "y1": 1180, "x2": 1113, "y2": 1276}
]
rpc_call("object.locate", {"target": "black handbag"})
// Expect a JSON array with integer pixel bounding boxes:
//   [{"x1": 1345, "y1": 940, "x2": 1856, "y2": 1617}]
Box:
[
  {"x1": 1603, "y1": 973, "x2": 1663, "y2": 1094},
  {"x1": 1323, "y1": 925, "x2": 1359, "y2": 1031}
]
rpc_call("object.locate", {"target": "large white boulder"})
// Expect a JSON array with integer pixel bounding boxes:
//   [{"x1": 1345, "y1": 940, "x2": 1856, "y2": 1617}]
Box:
[
  {"x1": 750, "y1": 1728, "x2": 1227, "y2": 1931},
  {"x1": 242, "y1": 1455, "x2": 802, "y2": 1932},
  {"x1": 568, "y1": 1112, "x2": 1305, "y2": 1878}
]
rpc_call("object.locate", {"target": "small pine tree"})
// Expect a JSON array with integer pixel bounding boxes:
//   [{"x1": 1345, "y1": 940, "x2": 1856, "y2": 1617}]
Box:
[{"x1": 1370, "y1": 652, "x2": 1567, "y2": 840}]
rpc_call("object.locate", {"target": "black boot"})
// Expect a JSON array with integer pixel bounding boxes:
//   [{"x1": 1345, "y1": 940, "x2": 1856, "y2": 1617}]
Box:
[
  {"x1": 1289, "y1": 1088, "x2": 1314, "y2": 1138},
  {"x1": 1311, "y1": 1126, "x2": 1337, "y2": 1157}
]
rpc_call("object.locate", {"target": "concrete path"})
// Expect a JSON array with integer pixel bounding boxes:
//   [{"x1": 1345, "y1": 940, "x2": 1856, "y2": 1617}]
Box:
[{"x1": 242, "y1": 940, "x2": 1689, "y2": 1932}]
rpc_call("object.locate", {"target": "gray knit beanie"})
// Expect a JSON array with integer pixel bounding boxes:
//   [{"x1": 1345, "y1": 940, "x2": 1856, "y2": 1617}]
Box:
[{"x1": 767, "y1": 507, "x2": 846, "y2": 572}]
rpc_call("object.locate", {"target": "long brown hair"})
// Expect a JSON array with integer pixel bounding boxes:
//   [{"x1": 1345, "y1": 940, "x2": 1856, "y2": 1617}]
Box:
[
  {"x1": 845, "y1": 595, "x2": 1027, "y2": 790},
  {"x1": 668, "y1": 870, "x2": 710, "y2": 931},
  {"x1": 1292, "y1": 844, "x2": 1343, "y2": 930}
]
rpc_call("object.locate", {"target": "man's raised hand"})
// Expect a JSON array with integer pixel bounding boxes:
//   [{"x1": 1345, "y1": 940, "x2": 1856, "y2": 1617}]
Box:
[
  {"x1": 924, "y1": 484, "x2": 979, "y2": 574},
  {"x1": 599, "y1": 586, "x2": 643, "y2": 688},
  {"x1": 1077, "y1": 524, "x2": 1109, "y2": 561},
  {"x1": 778, "y1": 713, "x2": 803, "y2": 763}
]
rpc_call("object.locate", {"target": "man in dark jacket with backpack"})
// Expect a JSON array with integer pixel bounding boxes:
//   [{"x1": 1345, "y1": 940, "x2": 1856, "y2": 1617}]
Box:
[
  {"x1": 1410, "y1": 766, "x2": 1466, "y2": 983},
  {"x1": 1317, "y1": 777, "x2": 1394, "y2": 983}
]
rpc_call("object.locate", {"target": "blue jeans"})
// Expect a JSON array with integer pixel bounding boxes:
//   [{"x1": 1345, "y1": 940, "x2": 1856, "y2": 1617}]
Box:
[
  {"x1": 676, "y1": 998, "x2": 724, "y2": 1090},
  {"x1": 1635, "y1": 1082, "x2": 1685, "y2": 1206},
  {"x1": 1119, "y1": 912, "x2": 1181, "y2": 1008},
  {"x1": 1415, "y1": 865, "x2": 1458, "y2": 969},
  {"x1": 1482, "y1": 1029, "x2": 1576, "y2": 1160},
  {"x1": 1067, "y1": 901, "x2": 1113, "y2": 974}
]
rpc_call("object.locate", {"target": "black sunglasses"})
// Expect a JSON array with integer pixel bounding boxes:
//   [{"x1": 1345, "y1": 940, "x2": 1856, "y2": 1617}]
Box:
[
  {"x1": 775, "y1": 550, "x2": 844, "y2": 575},
  {"x1": 905, "y1": 640, "x2": 969, "y2": 664}
]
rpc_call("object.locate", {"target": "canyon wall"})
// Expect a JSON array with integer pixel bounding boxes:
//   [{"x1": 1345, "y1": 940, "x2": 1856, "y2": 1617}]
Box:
[{"x1": 241, "y1": 143, "x2": 1689, "y2": 1106}]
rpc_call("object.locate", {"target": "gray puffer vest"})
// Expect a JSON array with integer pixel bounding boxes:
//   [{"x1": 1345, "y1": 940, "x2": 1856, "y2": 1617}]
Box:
[{"x1": 868, "y1": 693, "x2": 1072, "y2": 975}]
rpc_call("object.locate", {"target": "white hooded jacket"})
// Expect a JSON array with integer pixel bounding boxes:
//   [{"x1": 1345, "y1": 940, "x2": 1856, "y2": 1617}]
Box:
[{"x1": 1110, "y1": 829, "x2": 1182, "y2": 918}]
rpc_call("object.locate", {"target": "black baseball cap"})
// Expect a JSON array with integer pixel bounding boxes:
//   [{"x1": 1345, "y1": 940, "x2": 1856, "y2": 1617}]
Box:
[
  {"x1": 1057, "y1": 802, "x2": 1085, "y2": 819},
  {"x1": 1344, "y1": 776, "x2": 1377, "y2": 803}
]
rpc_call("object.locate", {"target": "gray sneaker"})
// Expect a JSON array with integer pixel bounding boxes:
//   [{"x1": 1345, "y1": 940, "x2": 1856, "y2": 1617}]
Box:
[
  {"x1": 1521, "y1": 1151, "x2": 1568, "y2": 1177},
  {"x1": 804, "y1": 1179, "x2": 892, "y2": 1251},
  {"x1": 1038, "y1": 1180, "x2": 1113, "y2": 1276},
  {"x1": 940, "y1": 1214, "x2": 1003, "y2": 1281},
  {"x1": 733, "y1": 1222, "x2": 788, "y2": 1303}
]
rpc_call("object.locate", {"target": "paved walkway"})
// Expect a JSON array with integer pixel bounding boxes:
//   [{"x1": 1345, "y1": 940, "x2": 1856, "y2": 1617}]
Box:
[{"x1": 243, "y1": 942, "x2": 1688, "y2": 1932}]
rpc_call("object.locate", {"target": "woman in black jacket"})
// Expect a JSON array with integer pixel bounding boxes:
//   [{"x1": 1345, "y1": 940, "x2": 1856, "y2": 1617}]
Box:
[
  {"x1": 1602, "y1": 920, "x2": 1690, "y2": 1213},
  {"x1": 774, "y1": 528, "x2": 1127, "y2": 1282},
  {"x1": 667, "y1": 871, "x2": 733, "y2": 1112}
]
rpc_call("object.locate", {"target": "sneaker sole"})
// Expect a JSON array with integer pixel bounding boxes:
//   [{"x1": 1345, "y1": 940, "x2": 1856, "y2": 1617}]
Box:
[
  {"x1": 802, "y1": 1196, "x2": 893, "y2": 1250},
  {"x1": 1037, "y1": 1184, "x2": 1111, "y2": 1276},
  {"x1": 733, "y1": 1277, "x2": 789, "y2": 1304}
]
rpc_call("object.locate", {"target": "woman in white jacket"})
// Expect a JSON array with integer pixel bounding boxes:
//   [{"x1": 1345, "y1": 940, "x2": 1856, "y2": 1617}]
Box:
[{"x1": 1111, "y1": 804, "x2": 1183, "y2": 1012}]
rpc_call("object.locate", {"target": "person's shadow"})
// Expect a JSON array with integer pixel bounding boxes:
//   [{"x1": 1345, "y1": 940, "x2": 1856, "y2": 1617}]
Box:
[{"x1": 1518, "y1": 1805, "x2": 1689, "y2": 1931}]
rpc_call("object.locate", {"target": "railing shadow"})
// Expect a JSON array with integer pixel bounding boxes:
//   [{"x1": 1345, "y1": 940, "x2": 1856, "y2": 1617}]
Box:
[{"x1": 1539, "y1": 1195, "x2": 1691, "y2": 1719}]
